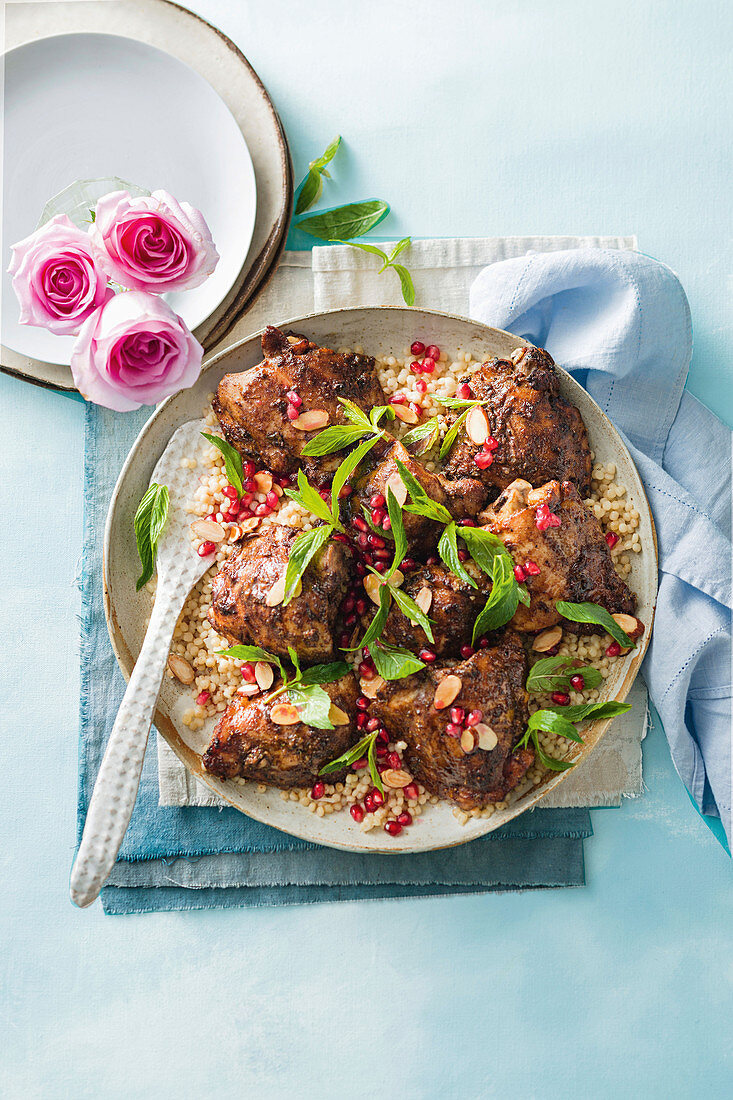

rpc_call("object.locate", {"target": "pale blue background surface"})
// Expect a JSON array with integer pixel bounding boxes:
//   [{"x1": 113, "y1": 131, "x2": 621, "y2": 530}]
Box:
[{"x1": 1, "y1": 2, "x2": 731, "y2": 1097}]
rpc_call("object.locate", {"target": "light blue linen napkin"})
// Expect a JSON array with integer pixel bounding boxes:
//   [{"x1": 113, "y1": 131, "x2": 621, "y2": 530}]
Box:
[{"x1": 470, "y1": 248, "x2": 732, "y2": 846}]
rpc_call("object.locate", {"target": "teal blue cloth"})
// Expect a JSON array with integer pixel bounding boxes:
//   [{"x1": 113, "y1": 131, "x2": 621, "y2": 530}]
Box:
[{"x1": 79, "y1": 402, "x2": 591, "y2": 912}]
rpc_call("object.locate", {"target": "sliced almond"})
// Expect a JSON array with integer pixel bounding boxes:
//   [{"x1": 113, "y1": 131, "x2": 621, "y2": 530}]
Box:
[
  {"x1": 190, "y1": 519, "x2": 226, "y2": 542},
  {"x1": 433, "y1": 674, "x2": 462, "y2": 710},
  {"x1": 254, "y1": 471, "x2": 273, "y2": 493},
  {"x1": 270, "y1": 703, "x2": 301, "y2": 725},
  {"x1": 226, "y1": 524, "x2": 244, "y2": 542},
  {"x1": 286, "y1": 334, "x2": 301, "y2": 345},
  {"x1": 460, "y1": 729, "x2": 477, "y2": 754},
  {"x1": 364, "y1": 572, "x2": 382, "y2": 605},
  {"x1": 360, "y1": 675, "x2": 386, "y2": 699},
  {"x1": 292, "y1": 409, "x2": 329, "y2": 431},
  {"x1": 385, "y1": 470, "x2": 408, "y2": 505},
  {"x1": 532, "y1": 626, "x2": 563, "y2": 652},
  {"x1": 466, "y1": 406, "x2": 490, "y2": 445},
  {"x1": 414, "y1": 587, "x2": 433, "y2": 614},
  {"x1": 238, "y1": 682, "x2": 260, "y2": 697},
  {"x1": 381, "y1": 768, "x2": 412, "y2": 789},
  {"x1": 328, "y1": 704, "x2": 350, "y2": 726},
  {"x1": 265, "y1": 573, "x2": 302, "y2": 607},
  {"x1": 387, "y1": 568, "x2": 404, "y2": 590},
  {"x1": 612, "y1": 613, "x2": 644, "y2": 641},
  {"x1": 255, "y1": 661, "x2": 274, "y2": 691},
  {"x1": 239, "y1": 517, "x2": 260, "y2": 535},
  {"x1": 475, "y1": 723, "x2": 498, "y2": 751},
  {"x1": 167, "y1": 653, "x2": 195, "y2": 685},
  {"x1": 392, "y1": 404, "x2": 419, "y2": 425},
  {"x1": 510, "y1": 345, "x2": 529, "y2": 364}
]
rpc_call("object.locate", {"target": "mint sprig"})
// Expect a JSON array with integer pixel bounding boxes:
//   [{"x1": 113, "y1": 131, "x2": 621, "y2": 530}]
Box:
[
  {"x1": 134, "y1": 483, "x2": 170, "y2": 590},
  {"x1": 200, "y1": 431, "x2": 244, "y2": 494},
  {"x1": 516, "y1": 698, "x2": 633, "y2": 771},
  {"x1": 319, "y1": 730, "x2": 384, "y2": 795},
  {"x1": 526, "y1": 656, "x2": 603, "y2": 694},
  {"x1": 294, "y1": 135, "x2": 341, "y2": 216},
  {"x1": 555, "y1": 600, "x2": 636, "y2": 648},
  {"x1": 339, "y1": 237, "x2": 415, "y2": 306}
]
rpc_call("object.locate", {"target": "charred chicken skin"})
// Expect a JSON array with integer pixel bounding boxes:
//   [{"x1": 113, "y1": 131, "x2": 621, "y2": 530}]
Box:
[
  {"x1": 208, "y1": 523, "x2": 351, "y2": 662},
  {"x1": 482, "y1": 478, "x2": 637, "y2": 633},
  {"x1": 202, "y1": 673, "x2": 359, "y2": 786},
  {"x1": 371, "y1": 634, "x2": 532, "y2": 810},
  {"x1": 381, "y1": 561, "x2": 491, "y2": 656},
  {"x1": 213, "y1": 326, "x2": 386, "y2": 486},
  {"x1": 442, "y1": 346, "x2": 592, "y2": 498}
]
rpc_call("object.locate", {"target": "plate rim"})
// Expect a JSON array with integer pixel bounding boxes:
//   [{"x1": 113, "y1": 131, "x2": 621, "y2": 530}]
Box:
[{"x1": 102, "y1": 305, "x2": 658, "y2": 854}]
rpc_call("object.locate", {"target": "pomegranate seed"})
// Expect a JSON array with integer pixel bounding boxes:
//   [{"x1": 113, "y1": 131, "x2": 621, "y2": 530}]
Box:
[
  {"x1": 466, "y1": 710, "x2": 483, "y2": 727},
  {"x1": 606, "y1": 642, "x2": 622, "y2": 657},
  {"x1": 606, "y1": 532, "x2": 619, "y2": 549},
  {"x1": 243, "y1": 477, "x2": 256, "y2": 493},
  {"x1": 397, "y1": 811, "x2": 412, "y2": 827},
  {"x1": 359, "y1": 662, "x2": 375, "y2": 679},
  {"x1": 410, "y1": 359, "x2": 423, "y2": 374},
  {"x1": 370, "y1": 788, "x2": 385, "y2": 807},
  {"x1": 426, "y1": 344, "x2": 441, "y2": 361},
  {"x1": 362, "y1": 553, "x2": 374, "y2": 566},
  {"x1": 338, "y1": 485, "x2": 352, "y2": 499},
  {"x1": 339, "y1": 632, "x2": 351, "y2": 648},
  {"x1": 446, "y1": 722, "x2": 462, "y2": 737},
  {"x1": 355, "y1": 563, "x2": 367, "y2": 576},
  {"x1": 475, "y1": 451, "x2": 494, "y2": 470},
  {"x1": 356, "y1": 713, "x2": 367, "y2": 729},
  {"x1": 311, "y1": 781, "x2": 325, "y2": 800},
  {"x1": 286, "y1": 390, "x2": 302, "y2": 407},
  {"x1": 228, "y1": 500, "x2": 241, "y2": 517},
  {"x1": 421, "y1": 357, "x2": 436, "y2": 374},
  {"x1": 478, "y1": 636, "x2": 489, "y2": 648},
  {"x1": 382, "y1": 515, "x2": 392, "y2": 530},
  {"x1": 410, "y1": 340, "x2": 425, "y2": 356},
  {"x1": 353, "y1": 516, "x2": 368, "y2": 532},
  {"x1": 241, "y1": 493, "x2": 254, "y2": 507},
  {"x1": 457, "y1": 382, "x2": 473, "y2": 400},
  {"x1": 387, "y1": 751, "x2": 402, "y2": 769},
  {"x1": 196, "y1": 691, "x2": 210, "y2": 705},
  {"x1": 458, "y1": 549, "x2": 469, "y2": 561},
  {"x1": 459, "y1": 518, "x2": 476, "y2": 527},
  {"x1": 551, "y1": 691, "x2": 570, "y2": 706},
  {"x1": 343, "y1": 595, "x2": 356, "y2": 613},
  {"x1": 524, "y1": 560, "x2": 541, "y2": 576},
  {"x1": 243, "y1": 460, "x2": 256, "y2": 478},
  {"x1": 418, "y1": 648, "x2": 437, "y2": 663},
  {"x1": 389, "y1": 393, "x2": 407, "y2": 405},
  {"x1": 240, "y1": 662, "x2": 256, "y2": 683},
  {"x1": 205, "y1": 513, "x2": 218, "y2": 522},
  {"x1": 320, "y1": 489, "x2": 330, "y2": 502},
  {"x1": 366, "y1": 717, "x2": 379, "y2": 731},
  {"x1": 485, "y1": 436, "x2": 499, "y2": 452},
  {"x1": 535, "y1": 503, "x2": 561, "y2": 531},
  {"x1": 401, "y1": 557, "x2": 417, "y2": 571},
  {"x1": 410, "y1": 403, "x2": 422, "y2": 419},
  {"x1": 426, "y1": 555, "x2": 439, "y2": 566},
  {"x1": 460, "y1": 644, "x2": 475, "y2": 658},
  {"x1": 570, "y1": 674, "x2": 585, "y2": 691},
  {"x1": 222, "y1": 484, "x2": 239, "y2": 500},
  {"x1": 355, "y1": 598, "x2": 367, "y2": 615},
  {"x1": 384, "y1": 820, "x2": 402, "y2": 837},
  {"x1": 345, "y1": 613, "x2": 357, "y2": 627},
  {"x1": 277, "y1": 474, "x2": 292, "y2": 487},
  {"x1": 544, "y1": 644, "x2": 560, "y2": 656},
  {"x1": 197, "y1": 541, "x2": 216, "y2": 556},
  {"x1": 354, "y1": 758, "x2": 368, "y2": 771},
  {"x1": 364, "y1": 794, "x2": 376, "y2": 812},
  {"x1": 371, "y1": 508, "x2": 385, "y2": 526},
  {"x1": 255, "y1": 503, "x2": 271, "y2": 517},
  {"x1": 404, "y1": 783, "x2": 420, "y2": 800},
  {"x1": 374, "y1": 548, "x2": 391, "y2": 561},
  {"x1": 377, "y1": 728, "x2": 390, "y2": 745},
  {"x1": 350, "y1": 804, "x2": 365, "y2": 823},
  {"x1": 376, "y1": 745, "x2": 387, "y2": 758},
  {"x1": 416, "y1": 378, "x2": 428, "y2": 394},
  {"x1": 369, "y1": 493, "x2": 386, "y2": 509},
  {"x1": 514, "y1": 564, "x2": 527, "y2": 582},
  {"x1": 373, "y1": 561, "x2": 388, "y2": 573},
  {"x1": 266, "y1": 490, "x2": 279, "y2": 508},
  {"x1": 450, "y1": 706, "x2": 465, "y2": 725},
  {"x1": 356, "y1": 533, "x2": 370, "y2": 551}
]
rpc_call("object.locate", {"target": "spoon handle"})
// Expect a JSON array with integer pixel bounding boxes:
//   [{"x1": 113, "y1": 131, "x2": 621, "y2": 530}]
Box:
[{"x1": 70, "y1": 588, "x2": 182, "y2": 908}]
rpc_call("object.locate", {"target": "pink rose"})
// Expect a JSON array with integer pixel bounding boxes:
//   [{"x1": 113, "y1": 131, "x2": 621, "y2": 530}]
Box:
[
  {"x1": 70, "y1": 291, "x2": 203, "y2": 411},
  {"x1": 90, "y1": 189, "x2": 219, "y2": 293},
  {"x1": 8, "y1": 214, "x2": 113, "y2": 335}
]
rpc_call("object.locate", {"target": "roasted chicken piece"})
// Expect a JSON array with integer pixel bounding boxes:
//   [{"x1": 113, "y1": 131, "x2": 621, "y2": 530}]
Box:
[
  {"x1": 380, "y1": 561, "x2": 491, "y2": 656},
  {"x1": 442, "y1": 346, "x2": 592, "y2": 498},
  {"x1": 202, "y1": 672, "x2": 359, "y2": 786},
  {"x1": 371, "y1": 634, "x2": 532, "y2": 810},
  {"x1": 348, "y1": 438, "x2": 485, "y2": 552},
  {"x1": 208, "y1": 523, "x2": 351, "y2": 662},
  {"x1": 213, "y1": 326, "x2": 386, "y2": 486},
  {"x1": 483, "y1": 479, "x2": 637, "y2": 633}
]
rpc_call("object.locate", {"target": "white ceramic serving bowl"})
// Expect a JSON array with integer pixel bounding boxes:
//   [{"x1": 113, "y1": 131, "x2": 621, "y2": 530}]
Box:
[{"x1": 104, "y1": 308, "x2": 657, "y2": 853}]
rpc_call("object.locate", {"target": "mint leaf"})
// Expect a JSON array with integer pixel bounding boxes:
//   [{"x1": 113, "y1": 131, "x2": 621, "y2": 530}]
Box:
[
  {"x1": 320, "y1": 731, "x2": 376, "y2": 776},
  {"x1": 348, "y1": 582, "x2": 392, "y2": 652},
  {"x1": 557, "y1": 700, "x2": 633, "y2": 723},
  {"x1": 337, "y1": 240, "x2": 388, "y2": 261},
  {"x1": 296, "y1": 199, "x2": 390, "y2": 241},
  {"x1": 284, "y1": 469, "x2": 337, "y2": 526},
  {"x1": 396, "y1": 458, "x2": 452, "y2": 524},
  {"x1": 216, "y1": 644, "x2": 283, "y2": 674},
  {"x1": 526, "y1": 656, "x2": 603, "y2": 694},
  {"x1": 402, "y1": 416, "x2": 440, "y2": 454},
  {"x1": 300, "y1": 425, "x2": 371, "y2": 457},
  {"x1": 338, "y1": 398, "x2": 374, "y2": 430},
  {"x1": 528, "y1": 709, "x2": 584, "y2": 743},
  {"x1": 439, "y1": 408, "x2": 470, "y2": 460},
  {"x1": 371, "y1": 642, "x2": 425, "y2": 681},
  {"x1": 282, "y1": 525, "x2": 333, "y2": 607},
  {"x1": 386, "y1": 237, "x2": 412, "y2": 264},
  {"x1": 331, "y1": 435, "x2": 382, "y2": 518},
  {"x1": 392, "y1": 263, "x2": 415, "y2": 306},
  {"x1": 134, "y1": 483, "x2": 169, "y2": 590},
  {"x1": 200, "y1": 432, "x2": 243, "y2": 495},
  {"x1": 294, "y1": 135, "x2": 342, "y2": 215},
  {"x1": 471, "y1": 554, "x2": 519, "y2": 641},
  {"x1": 367, "y1": 733, "x2": 385, "y2": 795},
  {"x1": 385, "y1": 487, "x2": 407, "y2": 579},
  {"x1": 288, "y1": 682, "x2": 335, "y2": 729},
  {"x1": 390, "y1": 585, "x2": 435, "y2": 643},
  {"x1": 555, "y1": 600, "x2": 636, "y2": 647},
  {"x1": 437, "y1": 521, "x2": 476, "y2": 588},
  {"x1": 299, "y1": 661, "x2": 350, "y2": 686}
]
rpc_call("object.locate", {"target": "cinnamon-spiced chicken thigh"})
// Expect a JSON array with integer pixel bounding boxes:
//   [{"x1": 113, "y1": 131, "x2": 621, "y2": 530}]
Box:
[
  {"x1": 380, "y1": 561, "x2": 491, "y2": 656},
  {"x1": 482, "y1": 479, "x2": 637, "y2": 633},
  {"x1": 442, "y1": 346, "x2": 592, "y2": 498},
  {"x1": 371, "y1": 634, "x2": 532, "y2": 810},
  {"x1": 202, "y1": 672, "x2": 359, "y2": 787},
  {"x1": 208, "y1": 523, "x2": 351, "y2": 662},
  {"x1": 213, "y1": 326, "x2": 386, "y2": 486}
]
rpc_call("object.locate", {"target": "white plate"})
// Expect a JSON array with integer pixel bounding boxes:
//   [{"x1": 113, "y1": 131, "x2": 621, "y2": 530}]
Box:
[
  {"x1": 2, "y1": 33, "x2": 257, "y2": 366},
  {"x1": 104, "y1": 308, "x2": 657, "y2": 854}
]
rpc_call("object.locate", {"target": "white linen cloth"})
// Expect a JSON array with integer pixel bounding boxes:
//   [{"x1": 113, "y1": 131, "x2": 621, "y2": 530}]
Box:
[{"x1": 157, "y1": 234, "x2": 647, "y2": 809}]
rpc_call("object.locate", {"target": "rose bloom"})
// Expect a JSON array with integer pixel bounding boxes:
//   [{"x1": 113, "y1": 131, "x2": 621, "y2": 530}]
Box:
[
  {"x1": 70, "y1": 291, "x2": 203, "y2": 411},
  {"x1": 8, "y1": 214, "x2": 113, "y2": 335},
  {"x1": 90, "y1": 189, "x2": 219, "y2": 293}
]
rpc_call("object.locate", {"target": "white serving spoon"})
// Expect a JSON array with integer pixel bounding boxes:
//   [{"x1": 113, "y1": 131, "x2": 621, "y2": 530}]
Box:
[{"x1": 70, "y1": 419, "x2": 215, "y2": 908}]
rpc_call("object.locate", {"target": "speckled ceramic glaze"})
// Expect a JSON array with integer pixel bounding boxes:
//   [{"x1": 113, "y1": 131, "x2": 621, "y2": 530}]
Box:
[{"x1": 104, "y1": 308, "x2": 657, "y2": 854}]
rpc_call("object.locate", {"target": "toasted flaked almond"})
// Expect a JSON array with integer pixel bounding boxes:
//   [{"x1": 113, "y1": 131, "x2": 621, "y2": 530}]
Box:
[
  {"x1": 510, "y1": 345, "x2": 529, "y2": 364},
  {"x1": 433, "y1": 674, "x2": 462, "y2": 710},
  {"x1": 265, "y1": 573, "x2": 302, "y2": 607},
  {"x1": 388, "y1": 568, "x2": 404, "y2": 590},
  {"x1": 272, "y1": 483, "x2": 284, "y2": 497},
  {"x1": 255, "y1": 661, "x2": 274, "y2": 691},
  {"x1": 460, "y1": 729, "x2": 477, "y2": 754},
  {"x1": 293, "y1": 409, "x2": 329, "y2": 431},
  {"x1": 238, "y1": 683, "x2": 260, "y2": 697},
  {"x1": 190, "y1": 519, "x2": 226, "y2": 542},
  {"x1": 254, "y1": 471, "x2": 273, "y2": 493},
  {"x1": 382, "y1": 768, "x2": 413, "y2": 789},
  {"x1": 532, "y1": 626, "x2": 563, "y2": 652},
  {"x1": 270, "y1": 703, "x2": 301, "y2": 725},
  {"x1": 360, "y1": 675, "x2": 386, "y2": 698},
  {"x1": 612, "y1": 613, "x2": 644, "y2": 640},
  {"x1": 415, "y1": 586, "x2": 433, "y2": 614},
  {"x1": 167, "y1": 653, "x2": 195, "y2": 685},
  {"x1": 239, "y1": 517, "x2": 260, "y2": 534},
  {"x1": 475, "y1": 723, "x2": 498, "y2": 751},
  {"x1": 385, "y1": 470, "x2": 408, "y2": 505},
  {"x1": 286, "y1": 334, "x2": 301, "y2": 345},
  {"x1": 226, "y1": 524, "x2": 243, "y2": 542},
  {"x1": 392, "y1": 404, "x2": 419, "y2": 425},
  {"x1": 364, "y1": 572, "x2": 382, "y2": 605},
  {"x1": 466, "y1": 405, "x2": 490, "y2": 445},
  {"x1": 328, "y1": 704, "x2": 350, "y2": 726}
]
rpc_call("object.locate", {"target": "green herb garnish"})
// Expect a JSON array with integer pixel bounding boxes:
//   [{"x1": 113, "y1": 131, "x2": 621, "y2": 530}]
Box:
[
  {"x1": 295, "y1": 199, "x2": 390, "y2": 241},
  {"x1": 134, "y1": 483, "x2": 169, "y2": 590},
  {"x1": 402, "y1": 416, "x2": 441, "y2": 455},
  {"x1": 370, "y1": 641, "x2": 425, "y2": 681},
  {"x1": 319, "y1": 730, "x2": 384, "y2": 795},
  {"x1": 294, "y1": 135, "x2": 342, "y2": 216},
  {"x1": 200, "y1": 432, "x2": 243, "y2": 495},
  {"x1": 555, "y1": 600, "x2": 636, "y2": 647},
  {"x1": 526, "y1": 655, "x2": 603, "y2": 695},
  {"x1": 338, "y1": 237, "x2": 415, "y2": 306},
  {"x1": 516, "y1": 698, "x2": 633, "y2": 771},
  {"x1": 433, "y1": 396, "x2": 491, "y2": 460}
]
